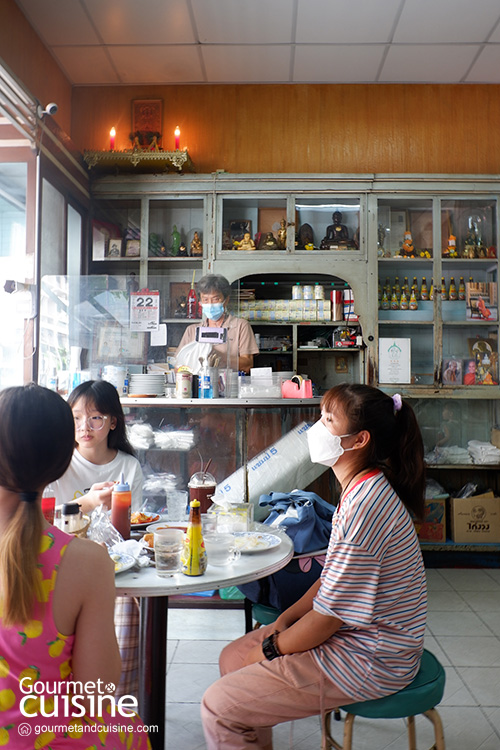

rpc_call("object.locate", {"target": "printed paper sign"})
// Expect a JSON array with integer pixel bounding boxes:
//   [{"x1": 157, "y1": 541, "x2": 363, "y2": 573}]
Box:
[{"x1": 130, "y1": 291, "x2": 160, "y2": 331}]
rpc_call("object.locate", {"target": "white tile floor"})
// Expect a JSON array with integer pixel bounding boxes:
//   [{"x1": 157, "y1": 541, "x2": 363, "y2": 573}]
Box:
[{"x1": 166, "y1": 568, "x2": 500, "y2": 749}]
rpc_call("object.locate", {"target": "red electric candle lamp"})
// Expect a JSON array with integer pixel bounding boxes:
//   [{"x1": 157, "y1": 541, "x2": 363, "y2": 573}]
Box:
[
  {"x1": 109, "y1": 127, "x2": 116, "y2": 151},
  {"x1": 174, "y1": 126, "x2": 180, "y2": 150}
]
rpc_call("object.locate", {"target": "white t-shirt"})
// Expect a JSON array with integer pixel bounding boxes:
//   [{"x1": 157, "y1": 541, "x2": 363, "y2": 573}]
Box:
[{"x1": 53, "y1": 449, "x2": 144, "y2": 511}]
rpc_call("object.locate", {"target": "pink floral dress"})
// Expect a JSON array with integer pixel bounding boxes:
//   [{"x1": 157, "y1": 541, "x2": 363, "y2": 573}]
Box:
[{"x1": 0, "y1": 526, "x2": 151, "y2": 749}]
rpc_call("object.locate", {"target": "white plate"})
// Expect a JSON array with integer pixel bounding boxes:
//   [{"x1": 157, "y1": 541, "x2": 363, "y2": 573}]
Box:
[
  {"x1": 130, "y1": 513, "x2": 161, "y2": 530},
  {"x1": 232, "y1": 532, "x2": 282, "y2": 553},
  {"x1": 111, "y1": 552, "x2": 136, "y2": 574},
  {"x1": 145, "y1": 521, "x2": 188, "y2": 533}
]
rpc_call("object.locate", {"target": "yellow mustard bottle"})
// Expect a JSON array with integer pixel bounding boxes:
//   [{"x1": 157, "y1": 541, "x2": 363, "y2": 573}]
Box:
[{"x1": 181, "y1": 499, "x2": 207, "y2": 576}]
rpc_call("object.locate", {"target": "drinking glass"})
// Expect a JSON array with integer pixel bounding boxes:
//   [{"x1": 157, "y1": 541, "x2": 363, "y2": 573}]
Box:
[
  {"x1": 204, "y1": 533, "x2": 240, "y2": 567},
  {"x1": 167, "y1": 490, "x2": 188, "y2": 521},
  {"x1": 154, "y1": 528, "x2": 184, "y2": 577}
]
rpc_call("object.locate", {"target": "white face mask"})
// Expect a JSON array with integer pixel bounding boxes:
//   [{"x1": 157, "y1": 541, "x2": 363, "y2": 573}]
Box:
[{"x1": 306, "y1": 419, "x2": 355, "y2": 467}]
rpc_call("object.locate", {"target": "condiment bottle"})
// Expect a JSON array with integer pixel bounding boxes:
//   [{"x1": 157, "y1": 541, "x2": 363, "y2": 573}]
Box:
[
  {"x1": 420, "y1": 277, "x2": 429, "y2": 300},
  {"x1": 458, "y1": 276, "x2": 466, "y2": 300},
  {"x1": 440, "y1": 276, "x2": 448, "y2": 300},
  {"x1": 61, "y1": 503, "x2": 81, "y2": 533},
  {"x1": 409, "y1": 286, "x2": 419, "y2": 311},
  {"x1": 390, "y1": 286, "x2": 399, "y2": 310},
  {"x1": 181, "y1": 499, "x2": 207, "y2": 576},
  {"x1": 400, "y1": 288, "x2": 409, "y2": 310},
  {"x1": 449, "y1": 276, "x2": 458, "y2": 300},
  {"x1": 187, "y1": 272, "x2": 198, "y2": 319},
  {"x1": 111, "y1": 473, "x2": 131, "y2": 540}
]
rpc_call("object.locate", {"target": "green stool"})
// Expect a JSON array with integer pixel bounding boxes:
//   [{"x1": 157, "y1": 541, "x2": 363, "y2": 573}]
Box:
[
  {"x1": 321, "y1": 650, "x2": 446, "y2": 750},
  {"x1": 251, "y1": 602, "x2": 281, "y2": 629}
]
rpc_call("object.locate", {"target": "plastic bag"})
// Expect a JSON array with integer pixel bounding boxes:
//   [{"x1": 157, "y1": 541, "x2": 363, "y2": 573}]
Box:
[
  {"x1": 87, "y1": 505, "x2": 123, "y2": 548},
  {"x1": 175, "y1": 340, "x2": 213, "y2": 374}
]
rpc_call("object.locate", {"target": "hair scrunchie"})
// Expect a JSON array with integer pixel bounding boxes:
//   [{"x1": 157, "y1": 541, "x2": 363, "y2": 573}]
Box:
[
  {"x1": 392, "y1": 393, "x2": 403, "y2": 414},
  {"x1": 19, "y1": 491, "x2": 38, "y2": 503}
]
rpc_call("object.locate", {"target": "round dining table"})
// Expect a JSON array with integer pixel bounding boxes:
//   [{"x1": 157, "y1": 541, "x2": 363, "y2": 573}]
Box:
[{"x1": 115, "y1": 526, "x2": 294, "y2": 750}]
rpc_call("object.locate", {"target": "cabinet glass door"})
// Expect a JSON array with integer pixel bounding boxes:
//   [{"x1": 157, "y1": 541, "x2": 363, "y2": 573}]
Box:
[
  {"x1": 219, "y1": 196, "x2": 288, "y2": 255},
  {"x1": 377, "y1": 198, "x2": 434, "y2": 385},
  {"x1": 294, "y1": 197, "x2": 361, "y2": 253},
  {"x1": 91, "y1": 199, "x2": 141, "y2": 262},
  {"x1": 148, "y1": 198, "x2": 205, "y2": 260},
  {"x1": 440, "y1": 198, "x2": 498, "y2": 386}
]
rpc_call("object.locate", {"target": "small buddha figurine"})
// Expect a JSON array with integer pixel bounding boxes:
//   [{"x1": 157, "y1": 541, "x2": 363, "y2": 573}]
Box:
[
  {"x1": 277, "y1": 218, "x2": 287, "y2": 249},
  {"x1": 190, "y1": 231, "x2": 203, "y2": 256},
  {"x1": 262, "y1": 232, "x2": 278, "y2": 250},
  {"x1": 171, "y1": 225, "x2": 181, "y2": 255},
  {"x1": 320, "y1": 211, "x2": 350, "y2": 249},
  {"x1": 178, "y1": 242, "x2": 188, "y2": 257},
  {"x1": 238, "y1": 231, "x2": 256, "y2": 251}
]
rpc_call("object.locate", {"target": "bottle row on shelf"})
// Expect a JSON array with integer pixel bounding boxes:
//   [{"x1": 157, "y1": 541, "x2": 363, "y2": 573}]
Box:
[{"x1": 378, "y1": 275, "x2": 472, "y2": 310}]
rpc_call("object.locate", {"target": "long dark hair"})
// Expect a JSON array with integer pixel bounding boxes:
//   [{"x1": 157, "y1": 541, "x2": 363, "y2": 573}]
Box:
[
  {"x1": 0, "y1": 384, "x2": 74, "y2": 626},
  {"x1": 68, "y1": 380, "x2": 135, "y2": 457},
  {"x1": 321, "y1": 383, "x2": 425, "y2": 520}
]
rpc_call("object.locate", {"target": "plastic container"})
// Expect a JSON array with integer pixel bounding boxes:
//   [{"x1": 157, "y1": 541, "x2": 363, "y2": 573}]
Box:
[
  {"x1": 41, "y1": 484, "x2": 55, "y2": 524},
  {"x1": 188, "y1": 471, "x2": 217, "y2": 514},
  {"x1": 111, "y1": 473, "x2": 131, "y2": 540},
  {"x1": 61, "y1": 503, "x2": 82, "y2": 533}
]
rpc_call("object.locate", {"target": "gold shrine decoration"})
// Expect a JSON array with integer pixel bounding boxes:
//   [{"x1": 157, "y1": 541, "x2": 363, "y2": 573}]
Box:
[{"x1": 83, "y1": 149, "x2": 195, "y2": 174}]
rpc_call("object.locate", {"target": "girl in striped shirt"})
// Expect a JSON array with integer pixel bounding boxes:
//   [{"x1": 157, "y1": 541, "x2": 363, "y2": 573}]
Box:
[{"x1": 202, "y1": 384, "x2": 427, "y2": 750}]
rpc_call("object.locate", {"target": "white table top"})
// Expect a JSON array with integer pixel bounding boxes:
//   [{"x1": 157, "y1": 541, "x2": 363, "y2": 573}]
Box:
[{"x1": 115, "y1": 526, "x2": 294, "y2": 597}]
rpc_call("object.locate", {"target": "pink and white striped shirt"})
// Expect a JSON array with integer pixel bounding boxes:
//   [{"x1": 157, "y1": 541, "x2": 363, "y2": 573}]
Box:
[{"x1": 312, "y1": 470, "x2": 427, "y2": 701}]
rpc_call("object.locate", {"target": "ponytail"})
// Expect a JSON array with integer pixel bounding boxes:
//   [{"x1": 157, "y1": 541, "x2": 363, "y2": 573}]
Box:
[
  {"x1": 0, "y1": 385, "x2": 74, "y2": 626},
  {"x1": 384, "y1": 399, "x2": 425, "y2": 520},
  {"x1": 321, "y1": 384, "x2": 426, "y2": 520},
  {"x1": 0, "y1": 501, "x2": 44, "y2": 627}
]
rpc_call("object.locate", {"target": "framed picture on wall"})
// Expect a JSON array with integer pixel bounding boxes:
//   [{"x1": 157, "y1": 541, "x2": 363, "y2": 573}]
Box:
[
  {"x1": 132, "y1": 99, "x2": 163, "y2": 144},
  {"x1": 92, "y1": 321, "x2": 148, "y2": 364}
]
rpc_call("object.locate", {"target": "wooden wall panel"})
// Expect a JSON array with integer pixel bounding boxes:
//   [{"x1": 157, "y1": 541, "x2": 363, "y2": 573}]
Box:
[
  {"x1": 1, "y1": 0, "x2": 72, "y2": 134},
  {"x1": 71, "y1": 83, "x2": 500, "y2": 175}
]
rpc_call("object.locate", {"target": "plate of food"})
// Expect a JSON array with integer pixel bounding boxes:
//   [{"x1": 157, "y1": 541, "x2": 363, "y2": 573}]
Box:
[
  {"x1": 110, "y1": 552, "x2": 136, "y2": 575},
  {"x1": 231, "y1": 532, "x2": 282, "y2": 553},
  {"x1": 131, "y1": 512, "x2": 161, "y2": 529}
]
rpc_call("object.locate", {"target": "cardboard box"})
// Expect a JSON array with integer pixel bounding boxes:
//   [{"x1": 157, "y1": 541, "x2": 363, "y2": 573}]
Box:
[
  {"x1": 414, "y1": 496, "x2": 447, "y2": 543},
  {"x1": 450, "y1": 492, "x2": 500, "y2": 543}
]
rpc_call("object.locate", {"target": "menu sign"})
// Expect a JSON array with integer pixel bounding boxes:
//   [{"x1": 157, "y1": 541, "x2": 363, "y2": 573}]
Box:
[
  {"x1": 130, "y1": 290, "x2": 160, "y2": 332},
  {"x1": 379, "y1": 338, "x2": 411, "y2": 383}
]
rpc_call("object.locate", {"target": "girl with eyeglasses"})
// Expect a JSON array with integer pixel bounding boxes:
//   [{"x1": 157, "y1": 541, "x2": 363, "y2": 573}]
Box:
[
  {"x1": 53, "y1": 379, "x2": 144, "y2": 701},
  {"x1": 0, "y1": 384, "x2": 150, "y2": 749},
  {"x1": 53, "y1": 379, "x2": 143, "y2": 514}
]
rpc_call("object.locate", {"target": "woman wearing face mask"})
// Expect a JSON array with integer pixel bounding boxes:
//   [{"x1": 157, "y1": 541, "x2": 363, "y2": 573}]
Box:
[
  {"x1": 176, "y1": 274, "x2": 259, "y2": 374},
  {"x1": 201, "y1": 384, "x2": 427, "y2": 749}
]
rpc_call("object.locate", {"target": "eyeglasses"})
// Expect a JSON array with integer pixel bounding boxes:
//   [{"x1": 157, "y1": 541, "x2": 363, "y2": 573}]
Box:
[{"x1": 73, "y1": 415, "x2": 109, "y2": 431}]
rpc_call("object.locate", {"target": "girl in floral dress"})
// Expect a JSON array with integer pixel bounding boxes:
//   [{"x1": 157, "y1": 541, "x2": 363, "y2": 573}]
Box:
[{"x1": 0, "y1": 384, "x2": 151, "y2": 749}]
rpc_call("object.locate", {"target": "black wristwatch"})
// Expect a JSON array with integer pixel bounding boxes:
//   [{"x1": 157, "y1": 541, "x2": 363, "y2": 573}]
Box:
[{"x1": 262, "y1": 631, "x2": 282, "y2": 661}]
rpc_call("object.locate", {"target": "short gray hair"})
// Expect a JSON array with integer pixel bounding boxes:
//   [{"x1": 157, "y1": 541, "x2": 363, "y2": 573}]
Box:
[{"x1": 197, "y1": 274, "x2": 232, "y2": 300}]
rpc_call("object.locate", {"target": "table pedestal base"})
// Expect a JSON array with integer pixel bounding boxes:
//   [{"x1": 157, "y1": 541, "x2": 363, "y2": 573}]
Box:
[{"x1": 139, "y1": 596, "x2": 168, "y2": 750}]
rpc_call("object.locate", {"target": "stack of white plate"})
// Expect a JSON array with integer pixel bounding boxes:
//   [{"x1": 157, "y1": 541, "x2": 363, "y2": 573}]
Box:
[{"x1": 128, "y1": 373, "x2": 165, "y2": 397}]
